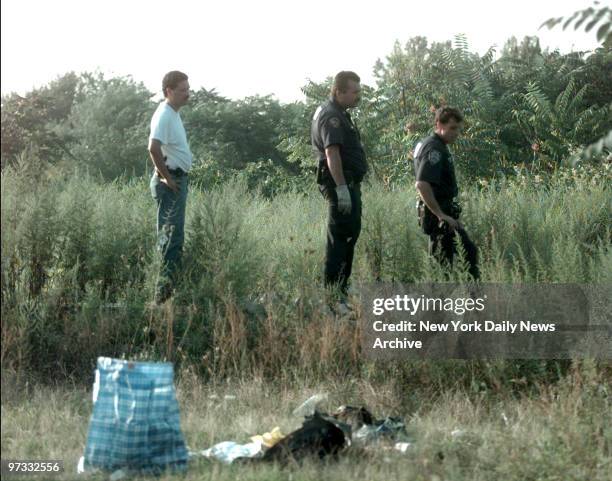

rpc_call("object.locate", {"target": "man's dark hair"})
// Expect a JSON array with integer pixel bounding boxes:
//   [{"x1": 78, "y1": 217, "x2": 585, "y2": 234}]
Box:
[
  {"x1": 435, "y1": 106, "x2": 463, "y2": 124},
  {"x1": 162, "y1": 71, "x2": 189, "y2": 97},
  {"x1": 331, "y1": 71, "x2": 360, "y2": 97}
]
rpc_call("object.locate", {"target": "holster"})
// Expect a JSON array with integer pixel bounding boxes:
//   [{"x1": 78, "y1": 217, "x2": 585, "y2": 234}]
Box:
[
  {"x1": 317, "y1": 162, "x2": 358, "y2": 189},
  {"x1": 448, "y1": 201, "x2": 462, "y2": 218},
  {"x1": 316, "y1": 160, "x2": 327, "y2": 185},
  {"x1": 418, "y1": 202, "x2": 438, "y2": 235}
]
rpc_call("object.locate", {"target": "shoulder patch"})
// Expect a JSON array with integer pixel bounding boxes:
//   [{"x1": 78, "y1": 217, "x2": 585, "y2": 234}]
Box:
[
  {"x1": 328, "y1": 117, "x2": 341, "y2": 128},
  {"x1": 428, "y1": 150, "x2": 441, "y2": 164},
  {"x1": 414, "y1": 142, "x2": 423, "y2": 158}
]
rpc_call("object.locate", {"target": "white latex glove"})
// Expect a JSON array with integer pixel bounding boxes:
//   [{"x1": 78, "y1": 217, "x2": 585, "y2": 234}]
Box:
[{"x1": 335, "y1": 184, "x2": 352, "y2": 215}]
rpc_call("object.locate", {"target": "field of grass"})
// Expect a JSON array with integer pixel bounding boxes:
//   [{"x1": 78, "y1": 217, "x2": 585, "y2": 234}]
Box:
[
  {"x1": 2, "y1": 163, "x2": 611, "y2": 380},
  {"x1": 2, "y1": 364, "x2": 611, "y2": 481},
  {"x1": 1, "y1": 163, "x2": 611, "y2": 479}
]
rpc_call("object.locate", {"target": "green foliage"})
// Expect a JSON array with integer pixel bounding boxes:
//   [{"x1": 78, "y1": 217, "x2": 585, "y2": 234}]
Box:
[
  {"x1": 366, "y1": 34, "x2": 611, "y2": 184},
  {"x1": 183, "y1": 91, "x2": 309, "y2": 194},
  {"x1": 1, "y1": 165, "x2": 610, "y2": 380},
  {"x1": 1, "y1": 73, "x2": 78, "y2": 166},
  {"x1": 538, "y1": 3, "x2": 612, "y2": 165},
  {"x1": 1, "y1": 10, "x2": 611, "y2": 411},
  {"x1": 1, "y1": 72, "x2": 153, "y2": 179},
  {"x1": 67, "y1": 73, "x2": 154, "y2": 179},
  {"x1": 512, "y1": 78, "x2": 610, "y2": 163},
  {"x1": 181, "y1": 181, "x2": 263, "y2": 303},
  {"x1": 541, "y1": 1, "x2": 612, "y2": 45},
  {"x1": 2, "y1": 30, "x2": 610, "y2": 188}
]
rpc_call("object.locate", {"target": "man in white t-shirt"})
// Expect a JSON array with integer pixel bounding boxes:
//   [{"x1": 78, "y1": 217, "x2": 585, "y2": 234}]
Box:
[{"x1": 148, "y1": 70, "x2": 193, "y2": 304}]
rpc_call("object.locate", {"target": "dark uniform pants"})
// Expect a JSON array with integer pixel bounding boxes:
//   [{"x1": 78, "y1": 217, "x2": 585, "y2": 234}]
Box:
[
  {"x1": 429, "y1": 223, "x2": 479, "y2": 281},
  {"x1": 321, "y1": 184, "x2": 362, "y2": 295}
]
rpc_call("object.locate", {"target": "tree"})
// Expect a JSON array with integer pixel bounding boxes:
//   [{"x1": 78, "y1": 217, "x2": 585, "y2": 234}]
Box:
[
  {"x1": 67, "y1": 73, "x2": 154, "y2": 179},
  {"x1": 540, "y1": 1, "x2": 612, "y2": 163},
  {"x1": 541, "y1": 1, "x2": 612, "y2": 46},
  {"x1": 1, "y1": 73, "x2": 78, "y2": 168}
]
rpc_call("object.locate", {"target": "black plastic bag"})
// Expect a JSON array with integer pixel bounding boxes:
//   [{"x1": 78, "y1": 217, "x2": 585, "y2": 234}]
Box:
[{"x1": 261, "y1": 412, "x2": 346, "y2": 464}]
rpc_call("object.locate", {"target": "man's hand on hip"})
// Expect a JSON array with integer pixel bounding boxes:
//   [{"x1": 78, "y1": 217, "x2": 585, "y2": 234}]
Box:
[
  {"x1": 335, "y1": 184, "x2": 352, "y2": 215},
  {"x1": 162, "y1": 176, "x2": 179, "y2": 193}
]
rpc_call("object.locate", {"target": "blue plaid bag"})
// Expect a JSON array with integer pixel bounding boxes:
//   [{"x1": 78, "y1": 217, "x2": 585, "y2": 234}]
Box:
[{"x1": 82, "y1": 357, "x2": 189, "y2": 475}]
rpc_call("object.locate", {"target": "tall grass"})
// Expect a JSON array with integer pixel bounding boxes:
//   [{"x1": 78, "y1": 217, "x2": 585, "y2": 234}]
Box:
[{"x1": 1, "y1": 161, "x2": 611, "y2": 385}]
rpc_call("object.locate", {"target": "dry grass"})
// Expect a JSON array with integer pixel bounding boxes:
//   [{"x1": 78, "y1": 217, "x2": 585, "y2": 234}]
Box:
[{"x1": 2, "y1": 364, "x2": 610, "y2": 481}]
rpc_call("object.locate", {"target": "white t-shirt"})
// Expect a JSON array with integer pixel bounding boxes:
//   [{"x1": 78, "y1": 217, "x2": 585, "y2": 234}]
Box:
[{"x1": 149, "y1": 101, "x2": 193, "y2": 172}]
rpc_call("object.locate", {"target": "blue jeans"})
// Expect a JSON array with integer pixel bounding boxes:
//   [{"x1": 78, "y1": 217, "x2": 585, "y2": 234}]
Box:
[{"x1": 150, "y1": 173, "x2": 189, "y2": 297}]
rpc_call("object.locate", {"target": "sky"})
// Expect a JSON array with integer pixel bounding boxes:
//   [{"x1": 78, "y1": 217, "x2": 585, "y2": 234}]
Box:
[{"x1": 1, "y1": 0, "x2": 602, "y2": 103}]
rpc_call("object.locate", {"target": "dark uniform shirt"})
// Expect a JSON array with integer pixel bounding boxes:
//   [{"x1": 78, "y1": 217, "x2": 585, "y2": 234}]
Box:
[
  {"x1": 414, "y1": 133, "x2": 458, "y2": 204},
  {"x1": 311, "y1": 97, "x2": 368, "y2": 185}
]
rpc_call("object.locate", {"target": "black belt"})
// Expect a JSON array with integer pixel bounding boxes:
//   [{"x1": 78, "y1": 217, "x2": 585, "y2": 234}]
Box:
[
  {"x1": 318, "y1": 175, "x2": 361, "y2": 189},
  {"x1": 168, "y1": 168, "x2": 187, "y2": 177}
]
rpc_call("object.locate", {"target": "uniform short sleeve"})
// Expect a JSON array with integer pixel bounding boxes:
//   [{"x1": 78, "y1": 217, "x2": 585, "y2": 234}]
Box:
[
  {"x1": 319, "y1": 114, "x2": 344, "y2": 148},
  {"x1": 149, "y1": 109, "x2": 170, "y2": 145},
  {"x1": 416, "y1": 148, "x2": 443, "y2": 185}
]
